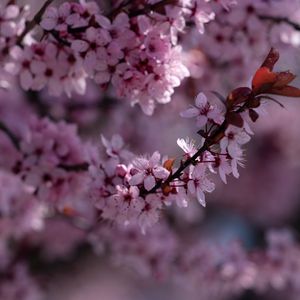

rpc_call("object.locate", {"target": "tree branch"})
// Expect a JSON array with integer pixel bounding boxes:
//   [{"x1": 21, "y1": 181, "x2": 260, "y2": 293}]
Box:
[
  {"x1": 17, "y1": 0, "x2": 54, "y2": 44},
  {"x1": 0, "y1": 121, "x2": 20, "y2": 150},
  {"x1": 258, "y1": 15, "x2": 300, "y2": 31}
]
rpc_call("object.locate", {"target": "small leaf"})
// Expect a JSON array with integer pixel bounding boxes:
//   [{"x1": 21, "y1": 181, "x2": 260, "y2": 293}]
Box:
[
  {"x1": 260, "y1": 48, "x2": 280, "y2": 70},
  {"x1": 247, "y1": 97, "x2": 260, "y2": 108},
  {"x1": 227, "y1": 87, "x2": 252, "y2": 106},
  {"x1": 252, "y1": 67, "x2": 277, "y2": 93},
  {"x1": 273, "y1": 71, "x2": 296, "y2": 88},
  {"x1": 162, "y1": 185, "x2": 172, "y2": 196},
  {"x1": 268, "y1": 85, "x2": 300, "y2": 97},
  {"x1": 226, "y1": 112, "x2": 244, "y2": 128},
  {"x1": 163, "y1": 158, "x2": 175, "y2": 171},
  {"x1": 249, "y1": 109, "x2": 259, "y2": 122}
]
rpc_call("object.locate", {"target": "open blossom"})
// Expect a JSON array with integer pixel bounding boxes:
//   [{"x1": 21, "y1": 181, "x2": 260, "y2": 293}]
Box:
[
  {"x1": 187, "y1": 164, "x2": 215, "y2": 207},
  {"x1": 210, "y1": 153, "x2": 233, "y2": 184},
  {"x1": 8, "y1": 42, "x2": 86, "y2": 97},
  {"x1": 103, "y1": 185, "x2": 144, "y2": 226},
  {"x1": 101, "y1": 134, "x2": 133, "y2": 161},
  {"x1": 220, "y1": 125, "x2": 251, "y2": 157},
  {"x1": 12, "y1": 118, "x2": 89, "y2": 209},
  {"x1": 129, "y1": 152, "x2": 170, "y2": 191},
  {"x1": 177, "y1": 137, "x2": 197, "y2": 158},
  {"x1": 180, "y1": 92, "x2": 224, "y2": 127}
]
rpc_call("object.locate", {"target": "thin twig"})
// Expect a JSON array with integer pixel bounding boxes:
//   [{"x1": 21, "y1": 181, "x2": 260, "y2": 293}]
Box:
[
  {"x1": 128, "y1": 0, "x2": 178, "y2": 17},
  {"x1": 258, "y1": 15, "x2": 300, "y2": 31},
  {"x1": 0, "y1": 121, "x2": 20, "y2": 150},
  {"x1": 17, "y1": 0, "x2": 54, "y2": 44}
]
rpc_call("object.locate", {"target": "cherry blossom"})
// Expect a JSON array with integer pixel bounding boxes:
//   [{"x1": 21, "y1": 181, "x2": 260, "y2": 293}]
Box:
[
  {"x1": 180, "y1": 92, "x2": 224, "y2": 127},
  {"x1": 129, "y1": 152, "x2": 170, "y2": 191}
]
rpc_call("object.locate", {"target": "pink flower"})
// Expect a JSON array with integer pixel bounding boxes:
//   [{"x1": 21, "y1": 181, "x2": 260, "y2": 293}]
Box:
[
  {"x1": 220, "y1": 125, "x2": 251, "y2": 157},
  {"x1": 101, "y1": 134, "x2": 133, "y2": 161},
  {"x1": 180, "y1": 92, "x2": 224, "y2": 127},
  {"x1": 0, "y1": 4, "x2": 21, "y2": 37},
  {"x1": 211, "y1": 154, "x2": 233, "y2": 184},
  {"x1": 138, "y1": 194, "x2": 162, "y2": 233},
  {"x1": 193, "y1": 5, "x2": 215, "y2": 34},
  {"x1": 40, "y1": 3, "x2": 71, "y2": 32},
  {"x1": 187, "y1": 164, "x2": 215, "y2": 207},
  {"x1": 104, "y1": 185, "x2": 144, "y2": 225},
  {"x1": 177, "y1": 137, "x2": 197, "y2": 158},
  {"x1": 129, "y1": 152, "x2": 170, "y2": 191}
]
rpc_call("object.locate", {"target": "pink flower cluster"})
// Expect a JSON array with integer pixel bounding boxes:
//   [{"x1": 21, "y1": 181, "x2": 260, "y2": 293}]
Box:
[
  {"x1": 3, "y1": 0, "x2": 238, "y2": 114},
  {"x1": 88, "y1": 91, "x2": 256, "y2": 232},
  {"x1": 0, "y1": 2, "x2": 27, "y2": 88},
  {"x1": 12, "y1": 118, "x2": 90, "y2": 212}
]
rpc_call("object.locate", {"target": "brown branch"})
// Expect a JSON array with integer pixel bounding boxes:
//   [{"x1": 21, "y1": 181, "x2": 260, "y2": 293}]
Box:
[
  {"x1": 0, "y1": 121, "x2": 20, "y2": 150},
  {"x1": 128, "y1": 0, "x2": 178, "y2": 17},
  {"x1": 17, "y1": 0, "x2": 54, "y2": 44},
  {"x1": 58, "y1": 162, "x2": 90, "y2": 172},
  {"x1": 258, "y1": 15, "x2": 300, "y2": 31}
]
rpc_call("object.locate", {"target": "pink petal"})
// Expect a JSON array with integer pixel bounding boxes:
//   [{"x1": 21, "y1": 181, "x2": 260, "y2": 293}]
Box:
[
  {"x1": 196, "y1": 188, "x2": 206, "y2": 207},
  {"x1": 20, "y1": 70, "x2": 33, "y2": 90},
  {"x1": 180, "y1": 107, "x2": 199, "y2": 118},
  {"x1": 144, "y1": 175, "x2": 156, "y2": 191},
  {"x1": 153, "y1": 166, "x2": 169, "y2": 179},
  {"x1": 40, "y1": 17, "x2": 57, "y2": 31},
  {"x1": 71, "y1": 40, "x2": 89, "y2": 53},
  {"x1": 195, "y1": 92, "x2": 207, "y2": 107},
  {"x1": 129, "y1": 173, "x2": 144, "y2": 186}
]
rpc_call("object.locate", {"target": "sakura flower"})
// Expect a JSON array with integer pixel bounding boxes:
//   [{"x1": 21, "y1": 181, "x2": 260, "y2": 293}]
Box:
[
  {"x1": 138, "y1": 194, "x2": 163, "y2": 233},
  {"x1": 177, "y1": 137, "x2": 197, "y2": 158},
  {"x1": 180, "y1": 92, "x2": 224, "y2": 127},
  {"x1": 95, "y1": 12, "x2": 134, "y2": 48},
  {"x1": 0, "y1": 4, "x2": 21, "y2": 37},
  {"x1": 187, "y1": 164, "x2": 215, "y2": 206},
  {"x1": 220, "y1": 125, "x2": 251, "y2": 157},
  {"x1": 101, "y1": 134, "x2": 133, "y2": 161},
  {"x1": 144, "y1": 29, "x2": 171, "y2": 61},
  {"x1": 129, "y1": 151, "x2": 170, "y2": 191},
  {"x1": 40, "y1": 3, "x2": 71, "y2": 32},
  {"x1": 211, "y1": 154, "x2": 233, "y2": 184},
  {"x1": 193, "y1": 6, "x2": 215, "y2": 34},
  {"x1": 106, "y1": 185, "x2": 144, "y2": 225}
]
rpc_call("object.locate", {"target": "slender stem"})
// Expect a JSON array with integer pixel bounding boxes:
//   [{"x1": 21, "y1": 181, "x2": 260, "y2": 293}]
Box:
[
  {"x1": 129, "y1": 0, "x2": 178, "y2": 17},
  {"x1": 58, "y1": 163, "x2": 90, "y2": 172},
  {"x1": 0, "y1": 121, "x2": 20, "y2": 150},
  {"x1": 17, "y1": 0, "x2": 54, "y2": 44},
  {"x1": 258, "y1": 15, "x2": 300, "y2": 31},
  {"x1": 144, "y1": 122, "x2": 227, "y2": 196}
]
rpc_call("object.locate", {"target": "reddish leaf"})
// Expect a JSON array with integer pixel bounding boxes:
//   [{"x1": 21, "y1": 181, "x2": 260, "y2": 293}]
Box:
[
  {"x1": 268, "y1": 85, "x2": 300, "y2": 97},
  {"x1": 247, "y1": 97, "x2": 260, "y2": 108},
  {"x1": 273, "y1": 71, "x2": 296, "y2": 88},
  {"x1": 163, "y1": 158, "x2": 175, "y2": 171},
  {"x1": 249, "y1": 109, "x2": 259, "y2": 122},
  {"x1": 227, "y1": 87, "x2": 252, "y2": 106},
  {"x1": 260, "y1": 48, "x2": 279, "y2": 70},
  {"x1": 226, "y1": 112, "x2": 244, "y2": 128},
  {"x1": 162, "y1": 185, "x2": 172, "y2": 196},
  {"x1": 252, "y1": 67, "x2": 277, "y2": 93}
]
